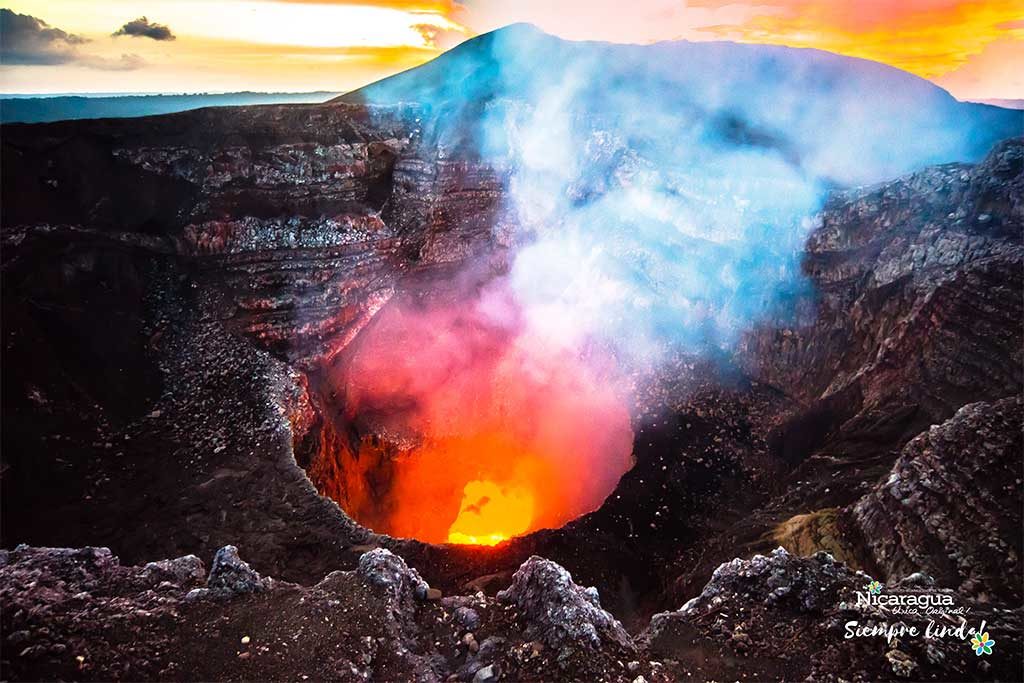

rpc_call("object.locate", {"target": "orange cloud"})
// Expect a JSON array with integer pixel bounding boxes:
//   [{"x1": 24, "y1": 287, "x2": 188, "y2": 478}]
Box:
[
  {"x1": 935, "y1": 36, "x2": 1024, "y2": 99},
  {"x1": 693, "y1": 0, "x2": 1024, "y2": 80}
]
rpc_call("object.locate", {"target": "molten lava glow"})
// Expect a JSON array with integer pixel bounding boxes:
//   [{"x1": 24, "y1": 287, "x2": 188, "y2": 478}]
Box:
[
  {"x1": 447, "y1": 480, "x2": 534, "y2": 546},
  {"x1": 332, "y1": 282, "x2": 635, "y2": 545}
]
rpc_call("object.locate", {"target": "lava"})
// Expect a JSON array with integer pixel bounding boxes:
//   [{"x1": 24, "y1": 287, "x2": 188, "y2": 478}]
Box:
[
  {"x1": 329, "y1": 281, "x2": 635, "y2": 545},
  {"x1": 447, "y1": 480, "x2": 534, "y2": 545}
]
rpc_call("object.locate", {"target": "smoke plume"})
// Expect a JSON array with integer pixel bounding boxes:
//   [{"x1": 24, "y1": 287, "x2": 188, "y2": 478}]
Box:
[{"x1": 335, "y1": 24, "x2": 1014, "y2": 541}]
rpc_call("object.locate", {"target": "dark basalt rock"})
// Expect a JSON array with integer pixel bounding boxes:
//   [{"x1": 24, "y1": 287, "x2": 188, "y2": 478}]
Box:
[
  {"x1": 357, "y1": 548, "x2": 430, "y2": 603},
  {"x1": 140, "y1": 554, "x2": 206, "y2": 587},
  {"x1": 645, "y1": 547, "x2": 1023, "y2": 682},
  {"x1": 496, "y1": 556, "x2": 635, "y2": 660},
  {"x1": 847, "y1": 397, "x2": 1023, "y2": 603},
  {"x1": 0, "y1": 545, "x2": 656, "y2": 682},
  {"x1": 3, "y1": 543, "x2": 1019, "y2": 682},
  {"x1": 206, "y1": 545, "x2": 268, "y2": 595}
]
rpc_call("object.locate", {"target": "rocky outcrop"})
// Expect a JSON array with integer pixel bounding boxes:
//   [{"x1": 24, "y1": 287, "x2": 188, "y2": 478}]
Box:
[
  {"x1": 0, "y1": 546, "x2": 659, "y2": 682},
  {"x1": 740, "y1": 139, "x2": 1023, "y2": 480},
  {"x1": 646, "y1": 548, "x2": 1023, "y2": 681},
  {"x1": 357, "y1": 548, "x2": 430, "y2": 604},
  {"x1": 847, "y1": 397, "x2": 1023, "y2": 602},
  {"x1": 4, "y1": 544, "x2": 1020, "y2": 682},
  {"x1": 0, "y1": 546, "x2": 205, "y2": 680},
  {"x1": 203, "y1": 545, "x2": 270, "y2": 596},
  {"x1": 496, "y1": 556, "x2": 634, "y2": 662}
]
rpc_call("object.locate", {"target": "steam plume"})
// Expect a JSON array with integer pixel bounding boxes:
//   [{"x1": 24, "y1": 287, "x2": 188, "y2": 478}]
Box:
[{"x1": 335, "y1": 25, "x2": 1015, "y2": 541}]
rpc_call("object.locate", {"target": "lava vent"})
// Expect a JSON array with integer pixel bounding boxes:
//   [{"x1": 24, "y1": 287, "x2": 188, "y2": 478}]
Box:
[{"x1": 305, "y1": 288, "x2": 635, "y2": 546}]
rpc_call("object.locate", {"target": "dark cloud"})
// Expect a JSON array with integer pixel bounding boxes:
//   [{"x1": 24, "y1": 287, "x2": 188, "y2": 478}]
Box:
[
  {"x1": 0, "y1": 8, "x2": 88, "y2": 65},
  {"x1": 0, "y1": 9, "x2": 145, "y2": 71},
  {"x1": 113, "y1": 16, "x2": 176, "y2": 41}
]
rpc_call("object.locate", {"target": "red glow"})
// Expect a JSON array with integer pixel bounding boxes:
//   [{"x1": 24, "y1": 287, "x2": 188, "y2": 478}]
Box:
[{"x1": 332, "y1": 282, "x2": 634, "y2": 545}]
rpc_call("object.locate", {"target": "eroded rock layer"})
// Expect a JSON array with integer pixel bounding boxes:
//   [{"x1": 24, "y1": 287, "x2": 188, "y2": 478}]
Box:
[{"x1": 848, "y1": 397, "x2": 1023, "y2": 603}]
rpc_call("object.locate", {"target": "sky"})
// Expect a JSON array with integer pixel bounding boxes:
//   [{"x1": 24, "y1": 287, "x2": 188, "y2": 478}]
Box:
[{"x1": 0, "y1": 0, "x2": 1021, "y2": 100}]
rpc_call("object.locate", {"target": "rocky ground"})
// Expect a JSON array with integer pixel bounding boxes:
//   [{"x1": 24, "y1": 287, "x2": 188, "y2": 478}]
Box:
[
  {"x1": 3, "y1": 543, "x2": 1020, "y2": 682},
  {"x1": 1, "y1": 75, "x2": 1021, "y2": 680}
]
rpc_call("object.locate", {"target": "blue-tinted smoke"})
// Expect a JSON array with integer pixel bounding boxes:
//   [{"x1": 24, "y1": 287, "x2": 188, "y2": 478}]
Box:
[
  {"x1": 360, "y1": 24, "x2": 1018, "y2": 368},
  {"x1": 481, "y1": 62, "x2": 824, "y2": 360}
]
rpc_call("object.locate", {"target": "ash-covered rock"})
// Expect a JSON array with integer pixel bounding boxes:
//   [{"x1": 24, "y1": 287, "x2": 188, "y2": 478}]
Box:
[
  {"x1": 140, "y1": 554, "x2": 206, "y2": 587},
  {"x1": 741, "y1": 137, "x2": 1023, "y2": 442},
  {"x1": 453, "y1": 606, "x2": 481, "y2": 630},
  {"x1": 206, "y1": 545, "x2": 268, "y2": 594},
  {"x1": 181, "y1": 545, "x2": 270, "y2": 602},
  {"x1": 0, "y1": 546, "x2": 209, "y2": 680},
  {"x1": 668, "y1": 547, "x2": 861, "y2": 618},
  {"x1": 3, "y1": 542, "x2": 1021, "y2": 682},
  {"x1": 0, "y1": 545, "x2": 659, "y2": 683},
  {"x1": 357, "y1": 548, "x2": 430, "y2": 603},
  {"x1": 848, "y1": 397, "x2": 1023, "y2": 602},
  {"x1": 646, "y1": 547, "x2": 1024, "y2": 682},
  {"x1": 497, "y1": 556, "x2": 634, "y2": 661}
]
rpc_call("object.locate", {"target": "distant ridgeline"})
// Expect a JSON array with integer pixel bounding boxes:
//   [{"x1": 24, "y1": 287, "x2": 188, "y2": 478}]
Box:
[{"x1": 0, "y1": 92, "x2": 340, "y2": 124}]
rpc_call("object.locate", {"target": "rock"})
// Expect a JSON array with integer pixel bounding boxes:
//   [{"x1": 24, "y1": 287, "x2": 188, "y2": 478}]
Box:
[
  {"x1": 848, "y1": 398, "x2": 1023, "y2": 601},
  {"x1": 142, "y1": 555, "x2": 205, "y2": 587},
  {"x1": 497, "y1": 556, "x2": 634, "y2": 658},
  {"x1": 7, "y1": 630, "x2": 31, "y2": 645},
  {"x1": 886, "y1": 650, "x2": 917, "y2": 678},
  {"x1": 356, "y1": 549, "x2": 429, "y2": 604},
  {"x1": 669, "y1": 548, "x2": 855, "y2": 619},
  {"x1": 454, "y1": 606, "x2": 481, "y2": 630},
  {"x1": 893, "y1": 573, "x2": 935, "y2": 589},
  {"x1": 206, "y1": 545, "x2": 267, "y2": 595},
  {"x1": 472, "y1": 664, "x2": 497, "y2": 682},
  {"x1": 475, "y1": 636, "x2": 506, "y2": 662},
  {"x1": 646, "y1": 545, "x2": 1024, "y2": 681}
]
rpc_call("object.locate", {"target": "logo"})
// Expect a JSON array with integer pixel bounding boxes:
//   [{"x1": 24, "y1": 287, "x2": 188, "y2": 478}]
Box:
[
  {"x1": 970, "y1": 631, "x2": 994, "y2": 656},
  {"x1": 844, "y1": 580, "x2": 991, "y2": 651},
  {"x1": 854, "y1": 588, "x2": 956, "y2": 611}
]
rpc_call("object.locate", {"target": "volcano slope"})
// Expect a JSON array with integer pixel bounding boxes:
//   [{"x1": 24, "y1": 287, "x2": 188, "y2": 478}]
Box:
[{"x1": 2, "y1": 27, "x2": 1023, "y2": 683}]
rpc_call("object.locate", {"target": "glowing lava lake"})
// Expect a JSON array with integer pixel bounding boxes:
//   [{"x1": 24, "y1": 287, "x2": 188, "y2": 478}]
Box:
[{"x1": 308, "y1": 291, "x2": 636, "y2": 546}]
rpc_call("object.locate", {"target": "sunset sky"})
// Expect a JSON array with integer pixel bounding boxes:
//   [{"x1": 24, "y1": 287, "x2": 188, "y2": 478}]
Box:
[{"x1": 1, "y1": 0, "x2": 1022, "y2": 100}]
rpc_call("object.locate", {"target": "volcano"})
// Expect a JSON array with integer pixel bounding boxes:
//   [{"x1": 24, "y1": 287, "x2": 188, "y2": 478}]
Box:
[{"x1": 1, "y1": 24, "x2": 1022, "y2": 683}]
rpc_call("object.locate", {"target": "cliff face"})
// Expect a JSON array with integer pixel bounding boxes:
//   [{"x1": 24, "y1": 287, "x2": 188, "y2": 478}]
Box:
[
  {"x1": 848, "y1": 397, "x2": 1023, "y2": 603},
  {"x1": 2, "y1": 104, "x2": 457, "y2": 369},
  {"x1": 741, "y1": 139, "x2": 1023, "y2": 418}
]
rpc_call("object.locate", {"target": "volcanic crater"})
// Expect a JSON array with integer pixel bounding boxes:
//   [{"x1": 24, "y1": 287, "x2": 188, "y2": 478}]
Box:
[{"x1": 2, "y1": 25, "x2": 1023, "y2": 683}]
